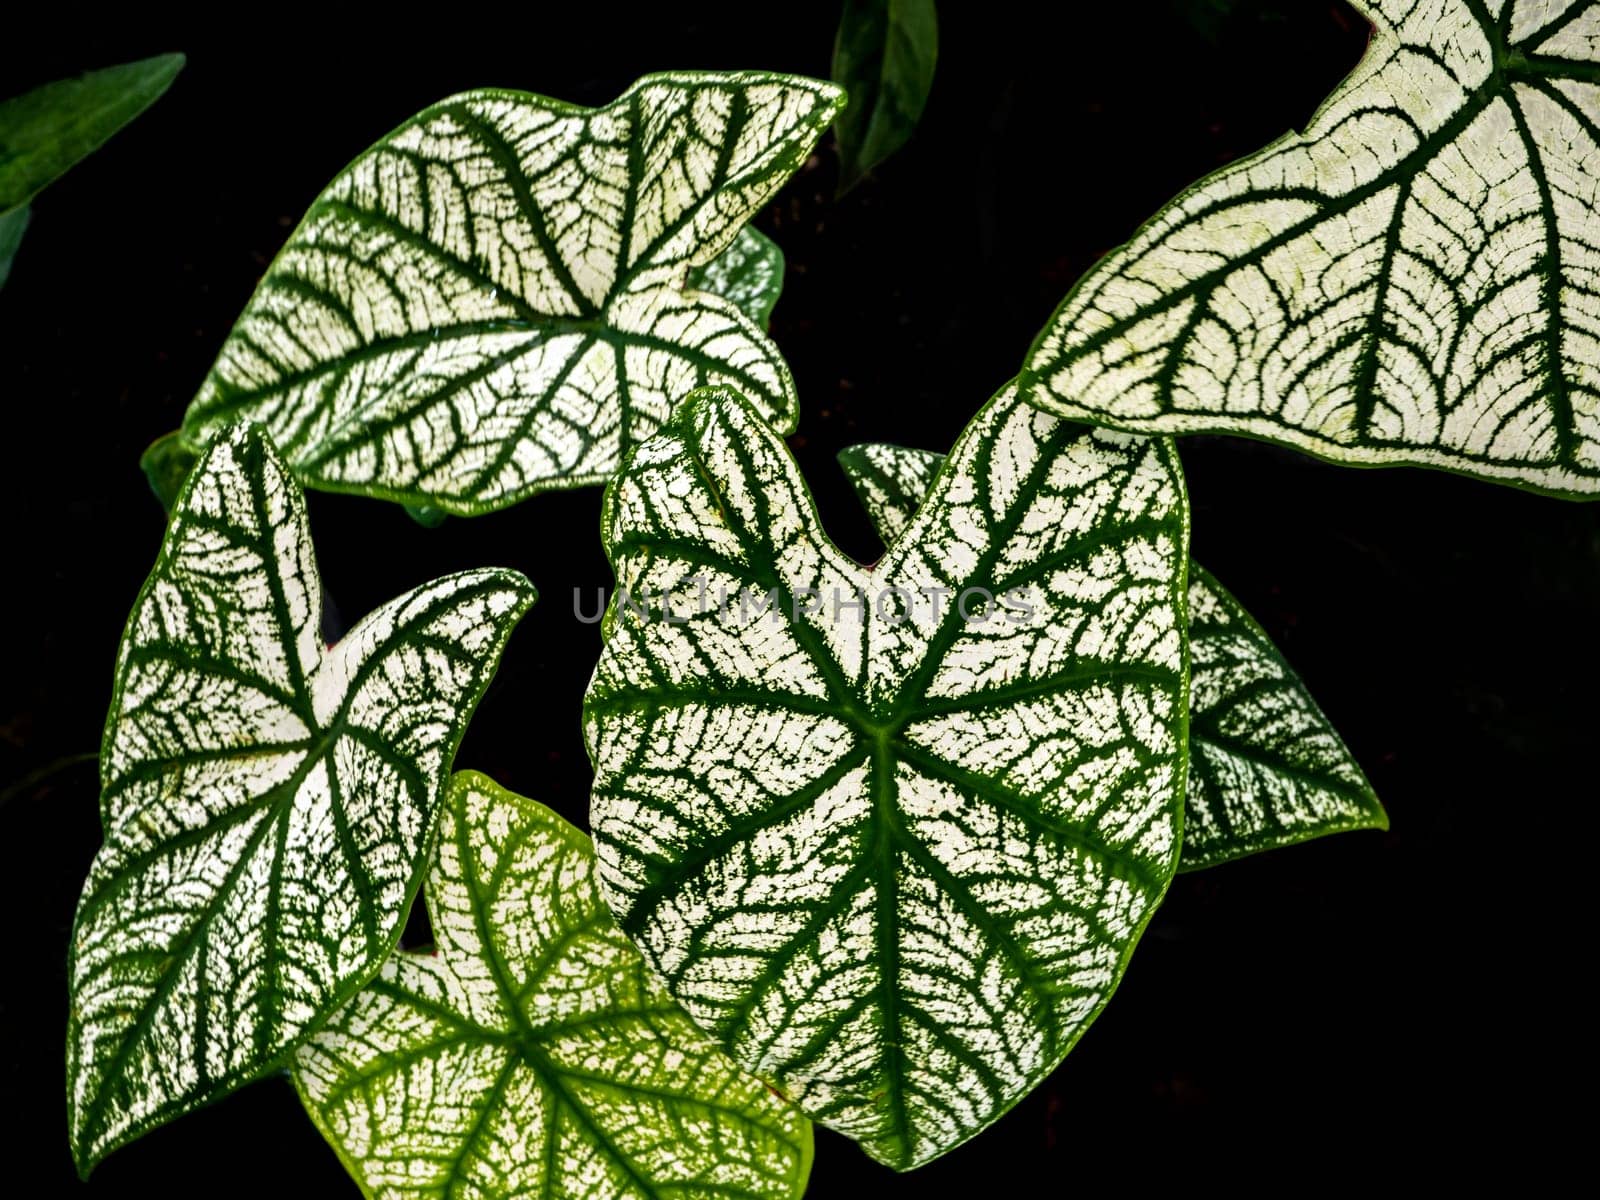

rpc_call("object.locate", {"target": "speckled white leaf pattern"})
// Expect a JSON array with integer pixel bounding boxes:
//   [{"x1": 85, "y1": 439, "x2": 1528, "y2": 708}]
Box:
[
  {"x1": 687, "y1": 225, "x2": 786, "y2": 327},
  {"x1": 179, "y1": 72, "x2": 843, "y2": 515},
  {"x1": 1182, "y1": 566, "x2": 1387, "y2": 867},
  {"x1": 837, "y1": 439, "x2": 1387, "y2": 871},
  {"x1": 1023, "y1": 0, "x2": 1600, "y2": 497},
  {"x1": 833, "y1": 441, "x2": 944, "y2": 551},
  {"x1": 583, "y1": 383, "x2": 1190, "y2": 1169},
  {"x1": 67, "y1": 424, "x2": 536, "y2": 1173},
  {"x1": 295, "y1": 772, "x2": 813, "y2": 1200}
]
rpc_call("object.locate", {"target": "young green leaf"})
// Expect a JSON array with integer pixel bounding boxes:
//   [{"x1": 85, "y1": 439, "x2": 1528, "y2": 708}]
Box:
[
  {"x1": 0, "y1": 204, "x2": 26, "y2": 290},
  {"x1": 67, "y1": 424, "x2": 536, "y2": 1174},
  {"x1": 295, "y1": 772, "x2": 814, "y2": 1200},
  {"x1": 687, "y1": 224, "x2": 787, "y2": 327},
  {"x1": 1022, "y1": 0, "x2": 1600, "y2": 498},
  {"x1": 836, "y1": 439, "x2": 1387, "y2": 871},
  {"x1": 0, "y1": 53, "x2": 184, "y2": 211},
  {"x1": 832, "y1": 0, "x2": 939, "y2": 193},
  {"x1": 177, "y1": 72, "x2": 843, "y2": 516},
  {"x1": 584, "y1": 383, "x2": 1190, "y2": 1169},
  {"x1": 138, "y1": 429, "x2": 198, "y2": 512}
]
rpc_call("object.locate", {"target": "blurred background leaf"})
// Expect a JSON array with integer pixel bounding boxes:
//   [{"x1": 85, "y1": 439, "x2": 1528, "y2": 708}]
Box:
[{"x1": 832, "y1": 0, "x2": 937, "y2": 193}]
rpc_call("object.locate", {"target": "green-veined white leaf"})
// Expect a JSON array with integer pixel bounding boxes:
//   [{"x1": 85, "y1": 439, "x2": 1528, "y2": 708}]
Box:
[
  {"x1": 1022, "y1": 0, "x2": 1600, "y2": 498},
  {"x1": 832, "y1": 0, "x2": 939, "y2": 193},
  {"x1": 1181, "y1": 564, "x2": 1387, "y2": 868},
  {"x1": 177, "y1": 72, "x2": 843, "y2": 516},
  {"x1": 584, "y1": 383, "x2": 1190, "y2": 1169},
  {"x1": 687, "y1": 224, "x2": 787, "y2": 327},
  {"x1": 67, "y1": 423, "x2": 536, "y2": 1173},
  {"x1": 295, "y1": 771, "x2": 813, "y2": 1200},
  {"x1": 0, "y1": 203, "x2": 26, "y2": 290},
  {"x1": 0, "y1": 53, "x2": 184, "y2": 211},
  {"x1": 384, "y1": 225, "x2": 787, "y2": 534},
  {"x1": 836, "y1": 438, "x2": 1387, "y2": 871},
  {"x1": 833, "y1": 441, "x2": 944, "y2": 550}
]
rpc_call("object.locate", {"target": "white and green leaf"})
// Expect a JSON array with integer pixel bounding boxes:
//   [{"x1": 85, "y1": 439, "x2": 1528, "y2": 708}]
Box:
[
  {"x1": 0, "y1": 53, "x2": 185, "y2": 211},
  {"x1": 139, "y1": 227, "x2": 790, "y2": 524},
  {"x1": 687, "y1": 224, "x2": 787, "y2": 327},
  {"x1": 837, "y1": 438, "x2": 1387, "y2": 871},
  {"x1": 584, "y1": 383, "x2": 1190, "y2": 1169},
  {"x1": 177, "y1": 72, "x2": 843, "y2": 516},
  {"x1": 67, "y1": 423, "x2": 536, "y2": 1174},
  {"x1": 832, "y1": 0, "x2": 939, "y2": 193},
  {"x1": 1022, "y1": 0, "x2": 1600, "y2": 498},
  {"x1": 295, "y1": 771, "x2": 813, "y2": 1200},
  {"x1": 1182, "y1": 564, "x2": 1387, "y2": 868}
]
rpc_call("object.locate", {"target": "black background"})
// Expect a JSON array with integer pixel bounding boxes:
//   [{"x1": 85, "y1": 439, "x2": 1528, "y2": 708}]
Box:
[{"x1": 4, "y1": 2, "x2": 1595, "y2": 1192}]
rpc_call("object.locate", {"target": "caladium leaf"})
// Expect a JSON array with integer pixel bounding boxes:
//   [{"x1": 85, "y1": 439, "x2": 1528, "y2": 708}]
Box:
[
  {"x1": 136, "y1": 225, "x2": 787, "y2": 526},
  {"x1": 833, "y1": 441, "x2": 944, "y2": 550},
  {"x1": 687, "y1": 224, "x2": 787, "y2": 327},
  {"x1": 1022, "y1": 0, "x2": 1600, "y2": 498},
  {"x1": 295, "y1": 772, "x2": 814, "y2": 1200},
  {"x1": 837, "y1": 439, "x2": 1387, "y2": 871},
  {"x1": 1181, "y1": 564, "x2": 1388, "y2": 868},
  {"x1": 67, "y1": 423, "x2": 536, "y2": 1173},
  {"x1": 388, "y1": 225, "x2": 787, "y2": 532},
  {"x1": 584, "y1": 383, "x2": 1190, "y2": 1169},
  {"x1": 177, "y1": 72, "x2": 843, "y2": 516},
  {"x1": 0, "y1": 53, "x2": 184, "y2": 211},
  {"x1": 0, "y1": 203, "x2": 26, "y2": 291},
  {"x1": 832, "y1": 0, "x2": 939, "y2": 193}
]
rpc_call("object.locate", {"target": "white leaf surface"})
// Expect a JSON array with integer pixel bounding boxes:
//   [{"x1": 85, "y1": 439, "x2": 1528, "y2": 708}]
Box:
[{"x1": 1024, "y1": 0, "x2": 1600, "y2": 497}]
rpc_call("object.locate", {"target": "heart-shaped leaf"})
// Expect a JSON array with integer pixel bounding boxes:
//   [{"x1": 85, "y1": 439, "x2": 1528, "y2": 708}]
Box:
[
  {"x1": 584, "y1": 383, "x2": 1190, "y2": 1169},
  {"x1": 68, "y1": 423, "x2": 536, "y2": 1173},
  {"x1": 295, "y1": 771, "x2": 813, "y2": 1200},
  {"x1": 0, "y1": 53, "x2": 184, "y2": 211},
  {"x1": 837, "y1": 438, "x2": 1387, "y2": 871},
  {"x1": 175, "y1": 72, "x2": 843, "y2": 515},
  {"x1": 832, "y1": 0, "x2": 939, "y2": 193},
  {"x1": 1022, "y1": 0, "x2": 1600, "y2": 498}
]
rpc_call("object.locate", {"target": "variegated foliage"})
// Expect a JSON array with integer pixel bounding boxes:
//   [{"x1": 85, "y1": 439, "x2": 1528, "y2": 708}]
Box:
[
  {"x1": 584, "y1": 384, "x2": 1190, "y2": 1169},
  {"x1": 175, "y1": 72, "x2": 842, "y2": 514},
  {"x1": 296, "y1": 772, "x2": 813, "y2": 1200},
  {"x1": 1023, "y1": 0, "x2": 1600, "y2": 497},
  {"x1": 837, "y1": 438, "x2": 1386, "y2": 871},
  {"x1": 68, "y1": 424, "x2": 535, "y2": 1173}
]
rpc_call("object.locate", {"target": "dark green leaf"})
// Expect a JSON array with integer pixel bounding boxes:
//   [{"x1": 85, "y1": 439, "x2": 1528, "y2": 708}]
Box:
[
  {"x1": 0, "y1": 203, "x2": 26, "y2": 290},
  {"x1": 832, "y1": 0, "x2": 938, "y2": 193},
  {"x1": 138, "y1": 429, "x2": 199, "y2": 512},
  {"x1": 0, "y1": 54, "x2": 184, "y2": 210}
]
